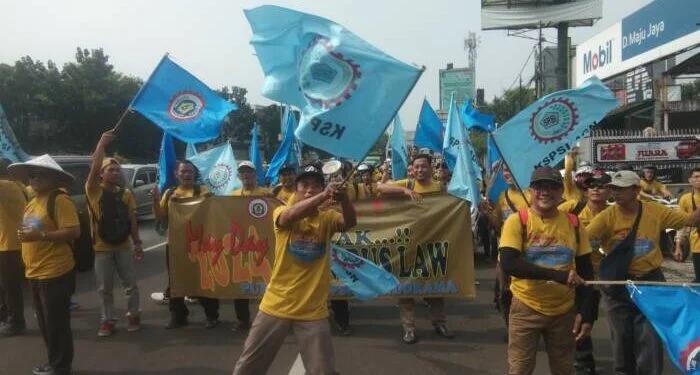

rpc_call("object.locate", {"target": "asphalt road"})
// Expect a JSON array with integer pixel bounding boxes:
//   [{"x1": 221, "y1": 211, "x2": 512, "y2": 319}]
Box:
[{"x1": 0, "y1": 219, "x2": 687, "y2": 375}]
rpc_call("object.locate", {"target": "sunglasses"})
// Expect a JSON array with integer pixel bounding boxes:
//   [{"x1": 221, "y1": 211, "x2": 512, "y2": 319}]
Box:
[{"x1": 531, "y1": 181, "x2": 563, "y2": 191}]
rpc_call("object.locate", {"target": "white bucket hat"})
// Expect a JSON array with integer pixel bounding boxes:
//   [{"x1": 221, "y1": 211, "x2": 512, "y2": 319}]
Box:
[{"x1": 8, "y1": 154, "x2": 75, "y2": 187}]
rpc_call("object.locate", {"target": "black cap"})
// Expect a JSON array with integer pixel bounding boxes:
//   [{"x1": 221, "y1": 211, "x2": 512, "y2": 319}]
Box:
[
  {"x1": 584, "y1": 173, "x2": 612, "y2": 187},
  {"x1": 530, "y1": 167, "x2": 563, "y2": 186},
  {"x1": 279, "y1": 163, "x2": 296, "y2": 174},
  {"x1": 295, "y1": 163, "x2": 325, "y2": 185}
]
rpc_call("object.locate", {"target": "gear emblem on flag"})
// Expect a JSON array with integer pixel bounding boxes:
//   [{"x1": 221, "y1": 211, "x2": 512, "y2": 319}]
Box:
[
  {"x1": 681, "y1": 340, "x2": 700, "y2": 373},
  {"x1": 529, "y1": 97, "x2": 579, "y2": 144},
  {"x1": 248, "y1": 199, "x2": 269, "y2": 219},
  {"x1": 168, "y1": 91, "x2": 205, "y2": 121},
  {"x1": 331, "y1": 247, "x2": 365, "y2": 270},
  {"x1": 298, "y1": 36, "x2": 361, "y2": 109},
  {"x1": 206, "y1": 163, "x2": 233, "y2": 191}
]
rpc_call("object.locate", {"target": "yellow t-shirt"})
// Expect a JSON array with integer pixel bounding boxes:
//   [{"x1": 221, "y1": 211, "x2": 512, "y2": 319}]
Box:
[
  {"x1": 390, "y1": 178, "x2": 444, "y2": 194},
  {"x1": 558, "y1": 199, "x2": 607, "y2": 272},
  {"x1": 678, "y1": 192, "x2": 700, "y2": 253},
  {"x1": 259, "y1": 206, "x2": 343, "y2": 320},
  {"x1": 640, "y1": 179, "x2": 669, "y2": 200},
  {"x1": 275, "y1": 186, "x2": 296, "y2": 204},
  {"x1": 352, "y1": 182, "x2": 378, "y2": 201},
  {"x1": 563, "y1": 154, "x2": 584, "y2": 202},
  {"x1": 587, "y1": 201, "x2": 689, "y2": 276},
  {"x1": 86, "y1": 183, "x2": 137, "y2": 251},
  {"x1": 499, "y1": 208, "x2": 591, "y2": 316},
  {"x1": 230, "y1": 186, "x2": 270, "y2": 197},
  {"x1": 159, "y1": 185, "x2": 210, "y2": 218},
  {"x1": 495, "y1": 188, "x2": 531, "y2": 224},
  {"x1": 22, "y1": 191, "x2": 79, "y2": 279},
  {"x1": 0, "y1": 180, "x2": 28, "y2": 251}
]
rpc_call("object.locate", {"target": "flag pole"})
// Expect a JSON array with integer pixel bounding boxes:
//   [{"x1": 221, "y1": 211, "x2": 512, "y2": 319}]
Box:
[
  {"x1": 111, "y1": 107, "x2": 133, "y2": 133},
  {"x1": 338, "y1": 65, "x2": 426, "y2": 187},
  {"x1": 586, "y1": 280, "x2": 700, "y2": 287},
  {"x1": 488, "y1": 131, "x2": 531, "y2": 207}
]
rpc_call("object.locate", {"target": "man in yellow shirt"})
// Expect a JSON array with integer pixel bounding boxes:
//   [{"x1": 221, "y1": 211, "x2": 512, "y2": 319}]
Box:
[
  {"x1": 639, "y1": 165, "x2": 672, "y2": 201},
  {"x1": 562, "y1": 149, "x2": 593, "y2": 202},
  {"x1": 271, "y1": 164, "x2": 296, "y2": 204},
  {"x1": 499, "y1": 166, "x2": 595, "y2": 375},
  {"x1": 233, "y1": 164, "x2": 356, "y2": 375},
  {"x1": 86, "y1": 130, "x2": 143, "y2": 337},
  {"x1": 378, "y1": 154, "x2": 453, "y2": 344},
  {"x1": 9, "y1": 154, "x2": 80, "y2": 375},
  {"x1": 676, "y1": 167, "x2": 700, "y2": 282},
  {"x1": 352, "y1": 163, "x2": 379, "y2": 201},
  {"x1": 587, "y1": 170, "x2": 700, "y2": 375},
  {"x1": 230, "y1": 160, "x2": 271, "y2": 331},
  {"x1": 0, "y1": 160, "x2": 28, "y2": 336}
]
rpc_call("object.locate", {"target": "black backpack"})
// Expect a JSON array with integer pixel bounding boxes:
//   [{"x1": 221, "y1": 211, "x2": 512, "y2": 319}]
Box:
[
  {"x1": 95, "y1": 188, "x2": 132, "y2": 245},
  {"x1": 47, "y1": 190, "x2": 94, "y2": 272}
]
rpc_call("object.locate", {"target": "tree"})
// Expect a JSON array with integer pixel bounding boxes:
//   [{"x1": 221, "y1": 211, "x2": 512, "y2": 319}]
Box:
[{"x1": 482, "y1": 86, "x2": 537, "y2": 126}]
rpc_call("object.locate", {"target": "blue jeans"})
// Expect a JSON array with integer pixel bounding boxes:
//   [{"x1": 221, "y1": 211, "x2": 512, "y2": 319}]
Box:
[{"x1": 94, "y1": 249, "x2": 140, "y2": 322}]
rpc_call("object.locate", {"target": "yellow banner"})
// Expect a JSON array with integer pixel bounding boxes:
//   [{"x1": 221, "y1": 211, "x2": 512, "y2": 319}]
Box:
[{"x1": 168, "y1": 195, "x2": 474, "y2": 299}]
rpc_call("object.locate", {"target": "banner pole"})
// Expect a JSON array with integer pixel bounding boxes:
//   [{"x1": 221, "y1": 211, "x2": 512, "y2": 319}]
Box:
[
  {"x1": 586, "y1": 280, "x2": 700, "y2": 287},
  {"x1": 111, "y1": 107, "x2": 132, "y2": 133},
  {"x1": 488, "y1": 132, "x2": 531, "y2": 206}
]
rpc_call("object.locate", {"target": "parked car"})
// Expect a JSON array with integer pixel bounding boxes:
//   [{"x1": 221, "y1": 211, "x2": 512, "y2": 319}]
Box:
[{"x1": 120, "y1": 163, "x2": 158, "y2": 217}]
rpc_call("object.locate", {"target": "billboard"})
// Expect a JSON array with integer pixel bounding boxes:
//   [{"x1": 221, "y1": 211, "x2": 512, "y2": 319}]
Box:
[
  {"x1": 576, "y1": 0, "x2": 700, "y2": 86},
  {"x1": 481, "y1": 0, "x2": 602, "y2": 30},
  {"x1": 439, "y1": 68, "x2": 475, "y2": 111},
  {"x1": 594, "y1": 137, "x2": 700, "y2": 164}
]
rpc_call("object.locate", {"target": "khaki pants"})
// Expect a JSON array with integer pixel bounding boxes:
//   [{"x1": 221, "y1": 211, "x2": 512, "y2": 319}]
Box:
[
  {"x1": 398, "y1": 297, "x2": 446, "y2": 330},
  {"x1": 508, "y1": 297, "x2": 575, "y2": 375},
  {"x1": 232, "y1": 312, "x2": 336, "y2": 375}
]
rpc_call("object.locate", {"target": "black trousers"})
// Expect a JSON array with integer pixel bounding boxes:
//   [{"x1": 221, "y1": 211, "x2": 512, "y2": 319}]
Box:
[
  {"x1": 0, "y1": 251, "x2": 25, "y2": 327},
  {"x1": 234, "y1": 299, "x2": 250, "y2": 323},
  {"x1": 30, "y1": 270, "x2": 75, "y2": 375},
  {"x1": 693, "y1": 253, "x2": 700, "y2": 283},
  {"x1": 330, "y1": 300, "x2": 350, "y2": 328},
  {"x1": 170, "y1": 297, "x2": 220, "y2": 321}
]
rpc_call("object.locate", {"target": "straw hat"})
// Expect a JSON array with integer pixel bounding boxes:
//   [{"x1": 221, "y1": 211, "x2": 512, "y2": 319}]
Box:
[{"x1": 8, "y1": 154, "x2": 75, "y2": 187}]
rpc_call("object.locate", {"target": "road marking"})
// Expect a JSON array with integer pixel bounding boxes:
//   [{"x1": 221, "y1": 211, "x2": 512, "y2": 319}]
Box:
[
  {"x1": 288, "y1": 354, "x2": 305, "y2": 375},
  {"x1": 144, "y1": 242, "x2": 166, "y2": 252}
]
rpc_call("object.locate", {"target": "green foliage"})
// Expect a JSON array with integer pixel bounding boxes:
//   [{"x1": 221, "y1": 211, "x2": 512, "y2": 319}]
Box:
[
  {"x1": 681, "y1": 79, "x2": 700, "y2": 100},
  {"x1": 482, "y1": 86, "x2": 537, "y2": 126}
]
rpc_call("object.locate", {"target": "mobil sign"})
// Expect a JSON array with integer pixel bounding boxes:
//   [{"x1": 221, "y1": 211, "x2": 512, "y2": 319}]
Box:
[{"x1": 576, "y1": 23, "x2": 622, "y2": 85}]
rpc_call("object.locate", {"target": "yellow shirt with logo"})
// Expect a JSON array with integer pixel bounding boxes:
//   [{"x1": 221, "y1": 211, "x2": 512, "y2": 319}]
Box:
[
  {"x1": 587, "y1": 201, "x2": 689, "y2": 276},
  {"x1": 22, "y1": 191, "x2": 79, "y2": 279},
  {"x1": 86, "y1": 183, "x2": 137, "y2": 251},
  {"x1": 499, "y1": 208, "x2": 591, "y2": 316},
  {"x1": 390, "y1": 178, "x2": 444, "y2": 194},
  {"x1": 0, "y1": 180, "x2": 28, "y2": 251},
  {"x1": 679, "y1": 192, "x2": 700, "y2": 253},
  {"x1": 275, "y1": 186, "x2": 296, "y2": 204},
  {"x1": 494, "y1": 188, "x2": 531, "y2": 224},
  {"x1": 230, "y1": 187, "x2": 270, "y2": 197},
  {"x1": 558, "y1": 199, "x2": 608, "y2": 272},
  {"x1": 259, "y1": 206, "x2": 343, "y2": 320},
  {"x1": 159, "y1": 185, "x2": 210, "y2": 218}
]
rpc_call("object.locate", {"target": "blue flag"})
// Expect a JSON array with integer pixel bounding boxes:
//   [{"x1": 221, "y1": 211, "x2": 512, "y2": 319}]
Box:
[
  {"x1": 185, "y1": 143, "x2": 198, "y2": 159},
  {"x1": 486, "y1": 135, "x2": 508, "y2": 203},
  {"x1": 266, "y1": 108, "x2": 301, "y2": 185},
  {"x1": 130, "y1": 55, "x2": 238, "y2": 143},
  {"x1": 627, "y1": 284, "x2": 700, "y2": 374},
  {"x1": 249, "y1": 123, "x2": 266, "y2": 185},
  {"x1": 390, "y1": 116, "x2": 408, "y2": 180},
  {"x1": 244, "y1": 5, "x2": 423, "y2": 160},
  {"x1": 492, "y1": 77, "x2": 618, "y2": 188},
  {"x1": 414, "y1": 99, "x2": 443, "y2": 153},
  {"x1": 444, "y1": 94, "x2": 482, "y2": 205},
  {"x1": 0, "y1": 104, "x2": 30, "y2": 162},
  {"x1": 461, "y1": 98, "x2": 495, "y2": 132},
  {"x1": 330, "y1": 245, "x2": 400, "y2": 301},
  {"x1": 188, "y1": 143, "x2": 241, "y2": 196},
  {"x1": 158, "y1": 132, "x2": 177, "y2": 192}
]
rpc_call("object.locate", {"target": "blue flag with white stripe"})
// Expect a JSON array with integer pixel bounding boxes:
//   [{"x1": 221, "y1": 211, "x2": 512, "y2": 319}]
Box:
[
  {"x1": 266, "y1": 108, "x2": 301, "y2": 185},
  {"x1": 158, "y1": 132, "x2": 177, "y2": 192},
  {"x1": 185, "y1": 143, "x2": 198, "y2": 159},
  {"x1": 461, "y1": 98, "x2": 495, "y2": 132},
  {"x1": 0, "y1": 104, "x2": 30, "y2": 162},
  {"x1": 188, "y1": 143, "x2": 241, "y2": 196},
  {"x1": 486, "y1": 134, "x2": 508, "y2": 203},
  {"x1": 627, "y1": 284, "x2": 700, "y2": 374},
  {"x1": 444, "y1": 94, "x2": 482, "y2": 205},
  {"x1": 390, "y1": 115, "x2": 408, "y2": 180},
  {"x1": 249, "y1": 123, "x2": 266, "y2": 185},
  {"x1": 130, "y1": 55, "x2": 238, "y2": 143},
  {"x1": 492, "y1": 77, "x2": 618, "y2": 188},
  {"x1": 414, "y1": 99, "x2": 443, "y2": 153},
  {"x1": 244, "y1": 5, "x2": 423, "y2": 160},
  {"x1": 331, "y1": 245, "x2": 399, "y2": 301}
]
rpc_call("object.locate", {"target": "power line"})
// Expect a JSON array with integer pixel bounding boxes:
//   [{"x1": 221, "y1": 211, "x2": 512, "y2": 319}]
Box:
[{"x1": 506, "y1": 46, "x2": 537, "y2": 92}]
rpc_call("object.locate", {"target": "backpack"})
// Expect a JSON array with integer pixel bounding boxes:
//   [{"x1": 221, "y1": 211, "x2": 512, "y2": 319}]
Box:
[
  {"x1": 571, "y1": 198, "x2": 587, "y2": 216},
  {"x1": 93, "y1": 188, "x2": 132, "y2": 245},
  {"x1": 517, "y1": 208, "x2": 581, "y2": 250},
  {"x1": 47, "y1": 190, "x2": 94, "y2": 272}
]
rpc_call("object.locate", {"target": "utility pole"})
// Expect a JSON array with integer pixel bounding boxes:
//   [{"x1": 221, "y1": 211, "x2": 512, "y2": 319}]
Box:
[
  {"x1": 556, "y1": 22, "x2": 569, "y2": 90},
  {"x1": 536, "y1": 24, "x2": 544, "y2": 98}
]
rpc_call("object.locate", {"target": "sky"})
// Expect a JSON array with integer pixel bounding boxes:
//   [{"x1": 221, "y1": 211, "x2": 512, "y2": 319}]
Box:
[{"x1": 0, "y1": 0, "x2": 653, "y2": 131}]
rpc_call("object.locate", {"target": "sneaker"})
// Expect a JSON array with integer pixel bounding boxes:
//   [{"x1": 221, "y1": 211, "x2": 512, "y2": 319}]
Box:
[
  {"x1": 69, "y1": 301, "x2": 80, "y2": 311},
  {"x1": 32, "y1": 364, "x2": 55, "y2": 375},
  {"x1": 339, "y1": 325, "x2": 353, "y2": 336},
  {"x1": 205, "y1": 319, "x2": 219, "y2": 329},
  {"x1": 231, "y1": 320, "x2": 250, "y2": 332},
  {"x1": 127, "y1": 314, "x2": 141, "y2": 332},
  {"x1": 165, "y1": 317, "x2": 188, "y2": 330},
  {"x1": 402, "y1": 328, "x2": 418, "y2": 344},
  {"x1": 97, "y1": 320, "x2": 115, "y2": 337},
  {"x1": 184, "y1": 296, "x2": 198, "y2": 304},
  {"x1": 434, "y1": 324, "x2": 455, "y2": 339},
  {"x1": 0, "y1": 322, "x2": 25, "y2": 337},
  {"x1": 150, "y1": 292, "x2": 169, "y2": 305}
]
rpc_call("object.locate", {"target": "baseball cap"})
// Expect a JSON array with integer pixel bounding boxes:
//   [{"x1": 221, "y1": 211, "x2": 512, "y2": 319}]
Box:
[
  {"x1": 238, "y1": 161, "x2": 256, "y2": 171},
  {"x1": 530, "y1": 167, "x2": 563, "y2": 186},
  {"x1": 357, "y1": 163, "x2": 372, "y2": 173},
  {"x1": 608, "y1": 170, "x2": 640, "y2": 188},
  {"x1": 279, "y1": 163, "x2": 296, "y2": 174},
  {"x1": 584, "y1": 172, "x2": 612, "y2": 187},
  {"x1": 295, "y1": 163, "x2": 325, "y2": 185}
]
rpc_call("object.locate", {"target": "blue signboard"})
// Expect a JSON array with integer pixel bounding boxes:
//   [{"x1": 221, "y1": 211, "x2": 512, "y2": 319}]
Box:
[{"x1": 621, "y1": 0, "x2": 700, "y2": 61}]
